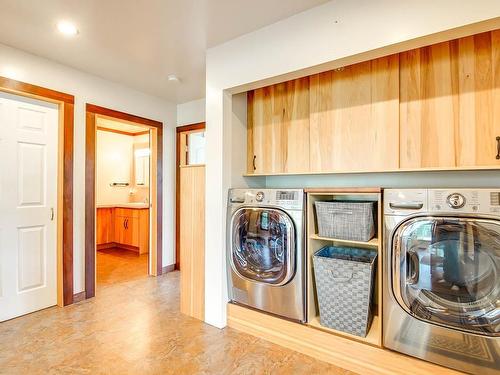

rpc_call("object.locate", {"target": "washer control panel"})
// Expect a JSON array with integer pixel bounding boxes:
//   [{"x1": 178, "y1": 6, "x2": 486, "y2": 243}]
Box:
[
  {"x1": 385, "y1": 189, "x2": 500, "y2": 216},
  {"x1": 228, "y1": 189, "x2": 304, "y2": 210},
  {"x1": 429, "y1": 189, "x2": 500, "y2": 215}
]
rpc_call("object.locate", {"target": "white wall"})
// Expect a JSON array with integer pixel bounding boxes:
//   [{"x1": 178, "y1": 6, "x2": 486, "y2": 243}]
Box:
[
  {"x1": 205, "y1": 0, "x2": 500, "y2": 328},
  {"x1": 177, "y1": 98, "x2": 205, "y2": 126},
  {"x1": 96, "y1": 130, "x2": 134, "y2": 205},
  {"x1": 0, "y1": 43, "x2": 177, "y2": 293}
]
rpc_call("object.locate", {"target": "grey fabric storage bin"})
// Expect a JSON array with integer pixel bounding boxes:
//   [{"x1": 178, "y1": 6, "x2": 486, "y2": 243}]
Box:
[
  {"x1": 313, "y1": 246, "x2": 377, "y2": 337},
  {"x1": 315, "y1": 201, "x2": 375, "y2": 241}
]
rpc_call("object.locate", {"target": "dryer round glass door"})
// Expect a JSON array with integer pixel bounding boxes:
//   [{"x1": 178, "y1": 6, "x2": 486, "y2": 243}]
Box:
[
  {"x1": 230, "y1": 207, "x2": 295, "y2": 286},
  {"x1": 393, "y1": 217, "x2": 500, "y2": 336}
]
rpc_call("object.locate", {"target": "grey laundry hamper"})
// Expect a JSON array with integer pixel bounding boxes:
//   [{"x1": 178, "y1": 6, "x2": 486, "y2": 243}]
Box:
[
  {"x1": 315, "y1": 201, "x2": 375, "y2": 241},
  {"x1": 313, "y1": 246, "x2": 377, "y2": 337}
]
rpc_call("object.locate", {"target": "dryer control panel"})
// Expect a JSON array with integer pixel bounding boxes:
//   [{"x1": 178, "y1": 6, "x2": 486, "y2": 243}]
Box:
[
  {"x1": 385, "y1": 189, "x2": 500, "y2": 216},
  {"x1": 228, "y1": 188, "x2": 304, "y2": 210},
  {"x1": 428, "y1": 189, "x2": 500, "y2": 215}
]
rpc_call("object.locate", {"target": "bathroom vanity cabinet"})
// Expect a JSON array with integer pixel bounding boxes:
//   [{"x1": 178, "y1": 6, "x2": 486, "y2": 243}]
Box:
[{"x1": 96, "y1": 206, "x2": 149, "y2": 254}]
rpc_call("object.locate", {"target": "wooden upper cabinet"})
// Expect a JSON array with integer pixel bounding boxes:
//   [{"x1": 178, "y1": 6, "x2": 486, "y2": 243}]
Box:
[
  {"x1": 247, "y1": 77, "x2": 310, "y2": 174},
  {"x1": 310, "y1": 55, "x2": 399, "y2": 172},
  {"x1": 247, "y1": 29, "x2": 500, "y2": 175},
  {"x1": 400, "y1": 30, "x2": 500, "y2": 169},
  {"x1": 455, "y1": 31, "x2": 500, "y2": 167}
]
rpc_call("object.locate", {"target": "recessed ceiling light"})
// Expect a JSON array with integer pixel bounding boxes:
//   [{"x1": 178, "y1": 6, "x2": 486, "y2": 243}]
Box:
[
  {"x1": 167, "y1": 74, "x2": 180, "y2": 83},
  {"x1": 57, "y1": 21, "x2": 78, "y2": 36}
]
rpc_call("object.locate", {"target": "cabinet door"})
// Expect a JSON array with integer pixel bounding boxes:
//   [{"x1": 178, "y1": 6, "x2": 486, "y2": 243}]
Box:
[
  {"x1": 114, "y1": 215, "x2": 139, "y2": 248},
  {"x1": 455, "y1": 31, "x2": 500, "y2": 167},
  {"x1": 114, "y1": 216, "x2": 127, "y2": 245},
  {"x1": 248, "y1": 77, "x2": 309, "y2": 174},
  {"x1": 96, "y1": 208, "x2": 113, "y2": 245},
  {"x1": 400, "y1": 30, "x2": 500, "y2": 169},
  {"x1": 309, "y1": 55, "x2": 399, "y2": 172}
]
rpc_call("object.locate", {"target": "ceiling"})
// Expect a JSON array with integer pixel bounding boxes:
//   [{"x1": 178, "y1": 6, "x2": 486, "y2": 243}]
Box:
[
  {"x1": 0, "y1": 0, "x2": 329, "y2": 103},
  {"x1": 97, "y1": 117, "x2": 149, "y2": 134}
]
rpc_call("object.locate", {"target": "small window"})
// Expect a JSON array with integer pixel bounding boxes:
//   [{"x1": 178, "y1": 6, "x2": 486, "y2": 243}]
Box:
[
  {"x1": 187, "y1": 131, "x2": 205, "y2": 165},
  {"x1": 179, "y1": 130, "x2": 205, "y2": 166}
]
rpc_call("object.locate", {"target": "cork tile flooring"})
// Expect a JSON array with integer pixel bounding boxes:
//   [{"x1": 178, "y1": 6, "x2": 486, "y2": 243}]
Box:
[{"x1": 0, "y1": 263, "x2": 355, "y2": 374}]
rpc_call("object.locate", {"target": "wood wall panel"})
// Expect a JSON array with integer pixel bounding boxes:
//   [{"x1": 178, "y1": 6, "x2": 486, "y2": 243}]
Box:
[
  {"x1": 310, "y1": 55, "x2": 399, "y2": 172},
  {"x1": 179, "y1": 166, "x2": 205, "y2": 320}
]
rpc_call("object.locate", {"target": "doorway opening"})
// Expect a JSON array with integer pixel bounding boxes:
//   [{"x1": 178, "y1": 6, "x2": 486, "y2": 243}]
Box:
[
  {"x1": 95, "y1": 118, "x2": 151, "y2": 286},
  {"x1": 85, "y1": 104, "x2": 163, "y2": 298}
]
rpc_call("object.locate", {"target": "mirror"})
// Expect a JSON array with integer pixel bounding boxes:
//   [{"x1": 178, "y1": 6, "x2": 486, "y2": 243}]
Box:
[{"x1": 134, "y1": 147, "x2": 150, "y2": 187}]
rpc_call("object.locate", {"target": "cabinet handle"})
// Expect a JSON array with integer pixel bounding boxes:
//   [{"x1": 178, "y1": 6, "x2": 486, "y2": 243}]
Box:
[
  {"x1": 496, "y1": 136, "x2": 500, "y2": 160},
  {"x1": 126, "y1": 218, "x2": 128, "y2": 229},
  {"x1": 253, "y1": 155, "x2": 256, "y2": 171}
]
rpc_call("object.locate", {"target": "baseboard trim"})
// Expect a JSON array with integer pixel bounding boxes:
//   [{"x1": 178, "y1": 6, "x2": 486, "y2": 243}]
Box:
[
  {"x1": 162, "y1": 264, "x2": 175, "y2": 274},
  {"x1": 73, "y1": 291, "x2": 86, "y2": 303},
  {"x1": 97, "y1": 242, "x2": 140, "y2": 253}
]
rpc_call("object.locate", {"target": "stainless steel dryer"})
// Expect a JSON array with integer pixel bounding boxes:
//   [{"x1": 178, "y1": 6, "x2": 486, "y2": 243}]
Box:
[
  {"x1": 384, "y1": 189, "x2": 500, "y2": 374},
  {"x1": 227, "y1": 188, "x2": 306, "y2": 322}
]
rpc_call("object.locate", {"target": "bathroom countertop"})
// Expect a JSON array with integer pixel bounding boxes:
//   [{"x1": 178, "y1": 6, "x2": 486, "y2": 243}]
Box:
[{"x1": 97, "y1": 203, "x2": 150, "y2": 209}]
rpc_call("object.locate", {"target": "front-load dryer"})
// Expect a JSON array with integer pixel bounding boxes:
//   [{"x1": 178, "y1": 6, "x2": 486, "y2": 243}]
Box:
[
  {"x1": 227, "y1": 188, "x2": 306, "y2": 322},
  {"x1": 384, "y1": 189, "x2": 500, "y2": 374}
]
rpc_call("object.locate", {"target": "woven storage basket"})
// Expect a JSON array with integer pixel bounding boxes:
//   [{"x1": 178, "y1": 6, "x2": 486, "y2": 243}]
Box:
[
  {"x1": 313, "y1": 246, "x2": 377, "y2": 337},
  {"x1": 315, "y1": 201, "x2": 375, "y2": 241}
]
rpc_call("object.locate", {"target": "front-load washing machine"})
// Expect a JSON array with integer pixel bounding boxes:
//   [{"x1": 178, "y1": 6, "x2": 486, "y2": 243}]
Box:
[
  {"x1": 227, "y1": 188, "x2": 306, "y2": 322},
  {"x1": 384, "y1": 189, "x2": 500, "y2": 374}
]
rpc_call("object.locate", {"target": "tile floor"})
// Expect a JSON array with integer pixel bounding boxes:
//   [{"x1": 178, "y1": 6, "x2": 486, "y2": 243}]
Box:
[{"x1": 0, "y1": 270, "x2": 355, "y2": 374}]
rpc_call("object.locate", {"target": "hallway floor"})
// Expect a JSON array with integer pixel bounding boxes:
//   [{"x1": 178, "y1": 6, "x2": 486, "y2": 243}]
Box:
[
  {"x1": 97, "y1": 248, "x2": 149, "y2": 286},
  {"x1": 0, "y1": 271, "x2": 354, "y2": 375}
]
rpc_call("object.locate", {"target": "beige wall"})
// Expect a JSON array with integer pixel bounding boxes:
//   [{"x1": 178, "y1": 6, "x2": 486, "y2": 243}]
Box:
[{"x1": 96, "y1": 130, "x2": 134, "y2": 205}]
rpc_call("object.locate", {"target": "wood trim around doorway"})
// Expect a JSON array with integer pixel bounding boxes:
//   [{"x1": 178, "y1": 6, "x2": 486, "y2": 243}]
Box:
[
  {"x1": 175, "y1": 122, "x2": 205, "y2": 270},
  {"x1": 0, "y1": 76, "x2": 75, "y2": 306},
  {"x1": 85, "y1": 104, "x2": 163, "y2": 298}
]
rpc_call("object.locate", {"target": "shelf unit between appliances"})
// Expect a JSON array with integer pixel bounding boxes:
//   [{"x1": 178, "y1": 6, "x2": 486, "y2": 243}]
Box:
[{"x1": 306, "y1": 188, "x2": 383, "y2": 347}]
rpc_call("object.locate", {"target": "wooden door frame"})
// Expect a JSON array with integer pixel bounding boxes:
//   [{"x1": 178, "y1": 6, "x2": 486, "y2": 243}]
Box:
[
  {"x1": 175, "y1": 122, "x2": 205, "y2": 270},
  {"x1": 85, "y1": 104, "x2": 163, "y2": 298},
  {"x1": 0, "y1": 76, "x2": 74, "y2": 306}
]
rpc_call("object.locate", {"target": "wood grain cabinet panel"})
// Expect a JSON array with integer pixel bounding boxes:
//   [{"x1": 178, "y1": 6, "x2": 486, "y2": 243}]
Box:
[
  {"x1": 247, "y1": 77, "x2": 310, "y2": 174},
  {"x1": 455, "y1": 31, "x2": 500, "y2": 167},
  {"x1": 400, "y1": 30, "x2": 500, "y2": 169},
  {"x1": 97, "y1": 207, "x2": 149, "y2": 254},
  {"x1": 96, "y1": 208, "x2": 114, "y2": 245},
  {"x1": 310, "y1": 55, "x2": 399, "y2": 172},
  {"x1": 246, "y1": 29, "x2": 500, "y2": 175}
]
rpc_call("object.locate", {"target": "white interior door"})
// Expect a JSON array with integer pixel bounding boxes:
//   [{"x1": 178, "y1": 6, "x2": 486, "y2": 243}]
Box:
[{"x1": 0, "y1": 91, "x2": 58, "y2": 322}]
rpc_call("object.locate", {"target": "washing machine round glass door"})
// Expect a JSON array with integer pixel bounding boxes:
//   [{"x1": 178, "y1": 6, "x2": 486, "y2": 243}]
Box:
[
  {"x1": 393, "y1": 217, "x2": 500, "y2": 336},
  {"x1": 230, "y1": 207, "x2": 295, "y2": 286}
]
